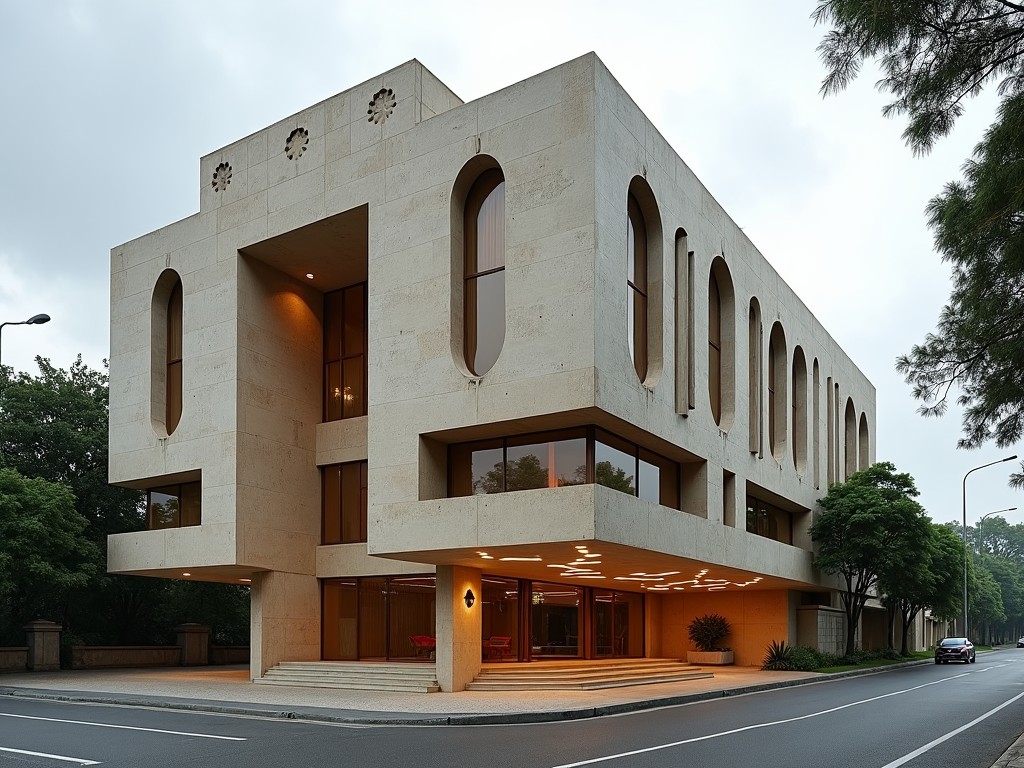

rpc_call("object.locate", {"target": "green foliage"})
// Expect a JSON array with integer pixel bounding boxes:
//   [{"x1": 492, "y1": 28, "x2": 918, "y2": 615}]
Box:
[
  {"x1": 762, "y1": 640, "x2": 795, "y2": 670},
  {"x1": 814, "y1": 0, "x2": 1024, "y2": 154},
  {"x1": 687, "y1": 613, "x2": 731, "y2": 652},
  {"x1": 0, "y1": 357, "x2": 249, "y2": 649},
  {"x1": 814, "y1": 2, "x2": 1024, "y2": 478},
  {"x1": 0, "y1": 468, "x2": 98, "y2": 643},
  {"x1": 812, "y1": 462, "x2": 931, "y2": 656}
]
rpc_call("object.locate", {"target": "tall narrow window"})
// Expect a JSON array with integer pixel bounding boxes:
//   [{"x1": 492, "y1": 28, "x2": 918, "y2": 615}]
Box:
[
  {"x1": 768, "y1": 322, "x2": 787, "y2": 460},
  {"x1": 324, "y1": 283, "x2": 367, "y2": 421},
  {"x1": 464, "y1": 169, "x2": 506, "y2": 376},
  {"x1": 627, "y1": 195, "x2": 648, "y2": 381},
  {"x1": 844, "y1": 398, "x2": 857, "y2": 480},
  {"x1": 166, "y1": 278, "x2": 183, "y2": 434},
  {"x1": 792, "y1": 346, "x2": 807, "y2": 474},
  {"x1": 322, "y1": 461, "x2": 368, "y2": 544},
  {"x1": 708, "y1": 272, "x2": 722, "y2": 424},
  {"x1": 748, "y1": 299, "x2": 762, "y2": 455},
  {"x1": 812, "y1": 359, "x2": 821, "y2": 489},
  {"x1": 858, "y1": 413, "x2": 870, "y2": 470}
]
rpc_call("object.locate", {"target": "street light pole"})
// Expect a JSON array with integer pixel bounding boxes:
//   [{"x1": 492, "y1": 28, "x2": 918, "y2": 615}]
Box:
[
  {"x1": 963, "y1": 456, "x2": 1018, "y2": 637},
  {"x1": 976, "y1": 507, "x2": 1018, "y2": 554},
  {"x1": 0, "y1": 314, "x2": 51, "y2": 366}
]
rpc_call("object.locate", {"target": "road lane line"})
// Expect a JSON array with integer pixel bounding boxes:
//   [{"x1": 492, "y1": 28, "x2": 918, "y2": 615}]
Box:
[
  {"x1": 550, "y1": 673, "x2": 971, "y2": 767},
  {"x1": 879, "y1": 688, "x2": 1024, "y2": 768},
  {"x1": 0, "y1": 746, "x2": 100, "y2": 764},
  {"x1": 0, "y1": 712, "x2": 245, "y2": 741}
]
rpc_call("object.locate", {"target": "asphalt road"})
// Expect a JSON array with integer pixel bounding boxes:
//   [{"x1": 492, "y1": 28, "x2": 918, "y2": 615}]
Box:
[{"x1": 2, "y1": 650, "x2": 1024, "y2": 767}]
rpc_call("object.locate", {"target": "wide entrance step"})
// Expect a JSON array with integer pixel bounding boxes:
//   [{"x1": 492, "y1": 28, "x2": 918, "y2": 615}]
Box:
[
  {"x1": 255, "y1": 661, "x2": 439, "y2": 693},
  {"x1": 467, "y1": 658, "x2": 713, "y2": 691}
]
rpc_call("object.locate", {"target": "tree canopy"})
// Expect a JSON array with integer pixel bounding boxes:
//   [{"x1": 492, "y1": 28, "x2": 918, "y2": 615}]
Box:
[
  {"x1": 815, "y1": 1, "x2": 1024, "y2": 485},
  {"x1": 811, "y1": 462, "x2": 932, "y2": 656},
  {"x1": 0, "y1": 468, "x2": 98, "y2": 639},
  {"x1": 0, "y1": 357, "x2": 249, "y2": 649}
]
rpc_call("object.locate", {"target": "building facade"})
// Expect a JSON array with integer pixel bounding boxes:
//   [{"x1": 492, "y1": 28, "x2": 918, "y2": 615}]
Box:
[{"x1": 108, "y1": 55, "x2": 879, "y2": 691}]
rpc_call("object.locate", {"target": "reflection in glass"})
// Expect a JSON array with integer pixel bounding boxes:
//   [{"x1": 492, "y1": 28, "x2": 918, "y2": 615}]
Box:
[
  {"x1": 531, "y1": 583, "x2": 581, "y2": 658},
  {"x1": 481, "y1": 576, "x2": 519, "y2": 662},
  {"x1": 147, "y1": 482, "x2": 201, "y2": 529},
  {"x1": 594, "y1": 439, "x2": 636, "y2": 495},
  {"x1": 324, "y1": 283, "x2": 367, "y2": 421}
]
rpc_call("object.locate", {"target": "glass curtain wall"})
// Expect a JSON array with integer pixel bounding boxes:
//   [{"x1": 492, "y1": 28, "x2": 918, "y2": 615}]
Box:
[{"x1": 322, "y1": 576, "x2": 436, "y2": 661}]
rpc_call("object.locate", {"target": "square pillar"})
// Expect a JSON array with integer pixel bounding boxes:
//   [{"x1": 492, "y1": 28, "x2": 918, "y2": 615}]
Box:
[
  {"x1": 250, "y1": 571, "x2": 320, "y2": 679},
  {"x1": 23, "y1": 620, "x2": 61, "y2": 671},
  {"x1": 435, "y1": 565, "x2": 481, "y2": 692}
]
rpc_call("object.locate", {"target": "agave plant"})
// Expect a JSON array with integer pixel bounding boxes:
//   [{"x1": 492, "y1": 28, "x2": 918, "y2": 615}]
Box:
[{"x1": 762, "y1": 639, "x2": 794, "y2": 670}]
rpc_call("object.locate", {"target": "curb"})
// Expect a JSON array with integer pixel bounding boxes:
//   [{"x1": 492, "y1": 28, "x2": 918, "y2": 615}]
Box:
[{"x1": 0, "y1": 658, "x2": 934, "y2": 726}]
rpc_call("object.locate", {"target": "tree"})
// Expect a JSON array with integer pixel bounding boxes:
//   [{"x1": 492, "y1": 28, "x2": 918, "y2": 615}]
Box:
[
  {"x1": 882, "y1": 522, "x2": 965, "y2": 654},
  {"x1": 811, "y1": 462, "x2": 932, "y2": 656},
  {"x1": 815, "y1": 2, "x2": 1024, "y2": 485},
  {"x1": 971, "y1": 563, "x2": 1008, "y2": 635},
  {"x1": 0, "y1": 468, "x2": 98, "y2": 643},
  {"x1": 0, "y1": 357, "x2": 250, "y2": 649}
]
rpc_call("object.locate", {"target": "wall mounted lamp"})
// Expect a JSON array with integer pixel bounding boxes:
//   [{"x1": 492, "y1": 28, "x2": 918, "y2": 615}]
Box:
[{"x1": 464, "y1": 589, "x2": 475, "y2": 608}]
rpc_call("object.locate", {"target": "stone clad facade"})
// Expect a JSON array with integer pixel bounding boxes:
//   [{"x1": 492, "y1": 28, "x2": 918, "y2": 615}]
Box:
[{"x1": 108, "y1": 55, "x2": 877, "y2": 691}]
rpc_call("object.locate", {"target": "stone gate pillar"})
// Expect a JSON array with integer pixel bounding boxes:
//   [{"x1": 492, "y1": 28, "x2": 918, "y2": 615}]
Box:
[{"x1": 23, "y1": 620, "x2": 61, "y2": 671}]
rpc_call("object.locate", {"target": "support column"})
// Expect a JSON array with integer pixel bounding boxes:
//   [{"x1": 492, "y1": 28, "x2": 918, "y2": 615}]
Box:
[
  {"x1": 250, "y1": 571, "x2": 320, "y2": 680},
  {"x1": 435, "y1": 565, "x2": 481, "y2": 693},
  {"x1": 23, "y1": 620, "x2": 61, "y2": 671},
  {"x1": 175, "y1": 623, "x2": 210, "y2": 666}
]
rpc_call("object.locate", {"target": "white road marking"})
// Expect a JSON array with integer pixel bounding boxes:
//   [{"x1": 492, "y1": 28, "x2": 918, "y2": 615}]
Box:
[
  {"x1": 879, "y1": 688, "x2": 1024, "y2": 767},
  {"x1": 550, "y1": 673, "x2": 970, "y2": 767},
  {"x1": 0, "y1": 746, "x2": 100, "y2": 764},
  {"x1": 0, "y1": 712, "x2": 245, "y2": 740}
]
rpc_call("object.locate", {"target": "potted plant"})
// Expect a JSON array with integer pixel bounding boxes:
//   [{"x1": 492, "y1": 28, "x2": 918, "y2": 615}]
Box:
[{"x1": 686, "y1": 613, "x2": 734, "y2": 665}]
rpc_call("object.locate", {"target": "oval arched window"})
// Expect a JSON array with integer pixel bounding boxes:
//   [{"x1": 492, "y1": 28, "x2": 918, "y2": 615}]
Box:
[
  {"x1": 464, "y1": 169, "x2": 506, "y2": 376},
  {"x1": 627, "y1": 194, "x2": 648, "y2": 381},
  {"x1": 166, "y1": 277, "x2": 183, "y2": 434}
]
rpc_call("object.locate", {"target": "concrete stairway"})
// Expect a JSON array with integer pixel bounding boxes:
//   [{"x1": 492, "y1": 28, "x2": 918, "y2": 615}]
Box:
[
  {"x1": 255, "y1": 661, "x2": 440, "y2": 693},
  {"x1": 467, "y1": 658, "x2": 713, "y2": 691}
]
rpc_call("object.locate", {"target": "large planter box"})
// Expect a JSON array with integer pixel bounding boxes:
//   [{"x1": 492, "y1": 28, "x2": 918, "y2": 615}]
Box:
[{"x1": 687, "y1": 650, "x2": 734, "y2": 665}]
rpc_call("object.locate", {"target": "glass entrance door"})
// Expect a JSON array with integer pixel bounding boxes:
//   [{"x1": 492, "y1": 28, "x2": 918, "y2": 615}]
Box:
[
  {"x1": 530, "y1": 582, "x2": 582, "y2": 658},
  {"x1": 593, "y1": 589, "x2": 644, "y2": 658}
]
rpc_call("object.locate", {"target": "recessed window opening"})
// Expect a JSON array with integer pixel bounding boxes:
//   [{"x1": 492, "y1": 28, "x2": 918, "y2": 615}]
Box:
[
  {"x1": 324, "y1": 283, "x2": 367, "y2": 421},
  {"x1": 449, "y1": 427, "x2": 680, "y2": 509},
  {"x1": 147, "y1": 481, "x2": 201, "y2": 529},
  {"x1": 464, "y1": 169, "x2": 506, "y2": 376}
]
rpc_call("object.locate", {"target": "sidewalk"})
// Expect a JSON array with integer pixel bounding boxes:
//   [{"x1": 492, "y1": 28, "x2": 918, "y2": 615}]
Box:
[{"x1": 0, "y1": 661, "x2": 893, "y2": 726}]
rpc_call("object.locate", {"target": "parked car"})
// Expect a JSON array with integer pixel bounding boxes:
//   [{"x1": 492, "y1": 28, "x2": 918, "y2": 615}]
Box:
[
  {"x1": 935, "y1": 637, "x2": 976, "y2": 664},
  {"x1": 1017, "y1": 637, "x2": 1024, "y2": 648}
]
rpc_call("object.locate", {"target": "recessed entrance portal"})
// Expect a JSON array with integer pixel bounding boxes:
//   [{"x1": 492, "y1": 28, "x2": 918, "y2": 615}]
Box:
[{"x1": 323, "y1": 575, "x2": 644, "y2": 663}]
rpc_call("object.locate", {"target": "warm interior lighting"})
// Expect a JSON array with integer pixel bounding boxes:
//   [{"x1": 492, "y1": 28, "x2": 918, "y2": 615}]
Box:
[
  {"x1": 306, "y1": 273, "x2": 314, "y2": 279},
  {"x1": 239, "y1": 578, "x2": 251, "y2": 583},
  {"x1": 464, "y1": 588, "x2": 476, "y2": 608},
  {"x1": 499, "y1": 556, "x2": 542, "y2": 562},
  {"x1": 182, "y1": 572, "x2": 191, "y2": 577}
]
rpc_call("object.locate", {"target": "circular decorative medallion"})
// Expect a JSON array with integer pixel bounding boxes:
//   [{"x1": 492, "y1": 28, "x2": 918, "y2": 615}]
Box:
[
  {"x1": 286, "y1": 127, "x2": 309, "y2": 160},
  {"x1": 212, "y1": 162, "x2": 232, "y2": 192},
  {"x1": 367, "y1": 87, "x2": 396, "y2": 125}
]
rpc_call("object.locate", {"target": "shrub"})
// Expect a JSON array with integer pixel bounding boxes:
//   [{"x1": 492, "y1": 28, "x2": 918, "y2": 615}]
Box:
[
  {"x1": 687, "y1": 613, "x2": 731, "y2": 652},
  {"x1": 788, "y1": 646, "x2": 823, "y2": 671},
  {"x1": 762, "y1": 639, "x2": 794, "y2": 670}
]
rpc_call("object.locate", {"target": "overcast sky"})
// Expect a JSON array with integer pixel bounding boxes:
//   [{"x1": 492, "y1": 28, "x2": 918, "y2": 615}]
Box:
[{"x1": 1, "y1": 0, "x2": 1020, "y2": 527}]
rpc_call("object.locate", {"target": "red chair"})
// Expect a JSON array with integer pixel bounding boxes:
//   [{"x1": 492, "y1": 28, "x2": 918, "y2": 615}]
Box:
[
  {"x1": 483, "y1": 635, "x2": 513, "y2": 660},
  {"x1": 409, "y1": 635, "x2": 436, "y2": 657}
]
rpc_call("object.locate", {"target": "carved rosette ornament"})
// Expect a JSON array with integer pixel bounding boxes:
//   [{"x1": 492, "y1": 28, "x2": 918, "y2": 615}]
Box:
[
  {"x1": 367, "y1": 87, "x2": 396, "y2": 124},
  {"x1": 286, "y1": 127, "x2": 309, "y2": 160},
  {"x1": 212, "y1": 162, "x2": 232, "y2": 192}
]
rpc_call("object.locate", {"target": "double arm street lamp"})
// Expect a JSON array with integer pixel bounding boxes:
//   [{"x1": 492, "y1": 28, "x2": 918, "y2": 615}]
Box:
[
  {"x1": 0, "y1": 314, "x2": 51, "y2": 366},
  {"x1": 963, "y1": 456, "x2": 1019, "y2": 636}
]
